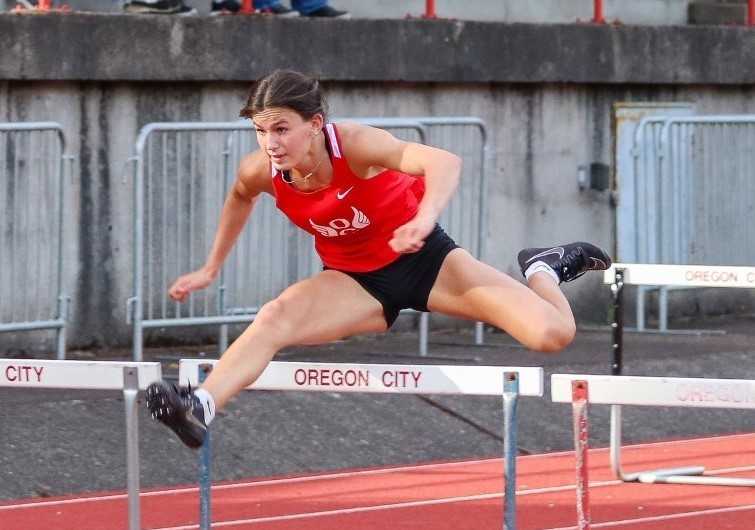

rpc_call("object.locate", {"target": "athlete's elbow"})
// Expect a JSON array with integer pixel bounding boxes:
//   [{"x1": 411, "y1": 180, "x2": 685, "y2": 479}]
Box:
[{"x1": 447, "y1": 153, "x2": 462, "y2": 177}]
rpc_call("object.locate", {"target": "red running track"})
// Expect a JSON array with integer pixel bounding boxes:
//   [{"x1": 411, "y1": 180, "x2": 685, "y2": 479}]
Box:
[{"x1": 2, "y1": 433, "x2": 755, "y2": 530}]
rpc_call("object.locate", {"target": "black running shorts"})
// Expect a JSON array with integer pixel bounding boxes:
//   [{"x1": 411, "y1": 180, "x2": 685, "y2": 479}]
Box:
[{"x1": 329, "y1": 224, "x2": 459, "y2": 328}]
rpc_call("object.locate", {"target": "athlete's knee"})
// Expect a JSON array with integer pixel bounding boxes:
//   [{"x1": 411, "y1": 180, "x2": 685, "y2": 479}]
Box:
[
  {"x1": 534, "y1": 320, "x2": 575, "y2": 353},
  {"x1": 253, "y1": 298, "x2": 297, "y2": 343}
]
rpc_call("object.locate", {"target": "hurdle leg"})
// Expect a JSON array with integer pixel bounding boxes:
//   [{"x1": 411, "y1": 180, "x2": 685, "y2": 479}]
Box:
[
  {"x1": 199, "y1": 364, "x2": 213, "y2": 530},
  {"x1": 571, "y1": 380, "x2": 590, "y2": 530},
  {"x1": 123, "y1": 367, "x2": 141, "y2": 530},
  {"x1": 610, "y1": 269, "x2": 624, "y2": 376},
  {"x1": 502, "y1": 372, "x2": 519, "y2": 530},
  {"x1": 610, "y1": 405, "x2": 637, "y2": 481}
]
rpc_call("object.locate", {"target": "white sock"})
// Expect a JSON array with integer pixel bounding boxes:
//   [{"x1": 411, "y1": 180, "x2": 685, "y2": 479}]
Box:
[
  {"x1": 193, "y1": 388, "x2": 216, "y2": 425},
  {"x1": 524, "y1": 260, "x2": 560, "y2": 285}
]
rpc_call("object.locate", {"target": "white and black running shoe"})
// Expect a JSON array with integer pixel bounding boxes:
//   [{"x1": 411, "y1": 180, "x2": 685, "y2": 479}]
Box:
[
  {"x1": 146, "y1": 381, "x2": 207, "y2": 449},
  {"x1": 517, "y1": 242, "x2": 611, "y2": 284}
]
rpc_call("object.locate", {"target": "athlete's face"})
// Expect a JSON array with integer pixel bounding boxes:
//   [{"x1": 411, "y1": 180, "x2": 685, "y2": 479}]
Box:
[{"x1": 253, "y1": 107, "x2": 321, "y2": 170}]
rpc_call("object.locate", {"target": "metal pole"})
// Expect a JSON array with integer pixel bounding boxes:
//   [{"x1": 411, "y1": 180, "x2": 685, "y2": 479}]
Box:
[
  {"x1": 609, "y1": 405, "x2": 625, "y2": 479},
  {"x1": 56, "y1": 296, "x2": 68, "y2": 360},
  {"x1": 424, "y1": 0, "x2": 436, "y2": 18},
  {"x1": 475, "y1": 121, "x2": 489, "y2": 346},
  {"x1": 474, "y1": 322, "x2": 484, "y2": 345},
  {"x1": 749, "y1": 0, "x2": 754, "y2": 26},
  {"x1": 610, "y1": 269, "x2": 624, "y2": 375},
  {"x1": 123, "y1": 367, "x2": 141, "y2": 530},
  {"x1": 132, "y1": 141, "x2": 145, "y2": 362},
  {"x1": 419, "y1": 313, "x2": 429, "y2": 356},
  {"x1": 572, "y1": 381, "x2": 591, "y2": 530},
  {"x1": 199, "y1": 364, "x2": 213, "y2": 530},
  {"x1": 593, "y1": 0, "x2": 605, "y2": 23},
  {"x1": 502, "y1": 372, "x2": 519, "y2": 530},
  {"x1": 659, "y1": 286, "x2": 669, "y2": 332},
  {"x1": 54, "y1": 145, "x2": 68, "y2": 359}
]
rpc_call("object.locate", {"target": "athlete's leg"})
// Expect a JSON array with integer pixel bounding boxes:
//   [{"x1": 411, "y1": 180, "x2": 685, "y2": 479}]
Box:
[
  {"x1": 147, "y1": 269, "x2": 387, "y2": 448},
  {"x1": 201, "y1": 269, "x2": 387, "y2": 409},
  {"x1": 427, "y1": 248, "x2": 577, "y2": 353}
]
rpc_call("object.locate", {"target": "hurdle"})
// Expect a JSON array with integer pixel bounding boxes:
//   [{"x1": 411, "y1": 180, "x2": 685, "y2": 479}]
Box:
[
  {"x1": 179, "y1": 359, "x2": 544, "y2": 530},
  {"x1": 552, "y1": 373, "x2": 755, "y2": 495},
  {"x1": 606, "y1": 263, "x2": 755, "y2": 375},
  {"x1": 0, "y1": 359, "x2": 163, "y2": 530}
]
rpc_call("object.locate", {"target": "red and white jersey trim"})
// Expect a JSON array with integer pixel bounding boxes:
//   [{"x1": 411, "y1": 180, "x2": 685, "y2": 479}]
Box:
[{"x1": 325, "y1": 123, "x2": 342, "y2": 159}]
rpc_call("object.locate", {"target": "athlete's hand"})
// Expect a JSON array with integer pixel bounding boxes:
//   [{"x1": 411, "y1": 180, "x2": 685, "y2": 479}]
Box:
[
  {"x1": 389, "y1": 216, "x2": 436, "y2": 254},
  {"x1": 168, "y1": 268, "x2": 216, "y2": 302}
]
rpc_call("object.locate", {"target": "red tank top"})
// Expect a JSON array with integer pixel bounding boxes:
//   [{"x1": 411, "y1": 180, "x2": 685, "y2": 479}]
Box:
[{"x1": 272, "y1": 123, "x2": 425, "y2": 272}]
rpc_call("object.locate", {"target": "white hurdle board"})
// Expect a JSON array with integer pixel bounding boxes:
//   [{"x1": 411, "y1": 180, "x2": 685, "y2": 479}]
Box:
[
  {"x1": 551, "y1": 373, "x2": 755, "y2": 410},
  {"x1": 0, "y1": 359, "x2": 162, "y2": 390},
  {"x1": 604, "y1": 263, "x2": 755, "y2": 289},
  {"x1": 180, "y1": 360, "x2": 544, "y2": 397},
  {"x1": 552, "y1": 373, "x2": 755, "y2": 487}
]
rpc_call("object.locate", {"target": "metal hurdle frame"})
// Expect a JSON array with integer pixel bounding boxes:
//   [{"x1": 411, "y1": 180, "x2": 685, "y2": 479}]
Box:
[
  {"x1": 129, "y1": 117, "x2": 490, "y2": 361},
  {"x1": 607, "y1": 262, "x2": 755, "y2": 375},
  {"x1": 605, "y1": 262, "x2": 755, "y2": 488},
  {"x1": 552, "y1": 373, "x2": 755, "y2": 489},
  {"x1": 0, "y1": 122, "x2": 73, "y2": 360},
  {"x1": 0, "y1": 359, "x2": 163, "y2": 530},
  {"x1": 179, "y1": 359, "x2": 543, "y2": 530}
]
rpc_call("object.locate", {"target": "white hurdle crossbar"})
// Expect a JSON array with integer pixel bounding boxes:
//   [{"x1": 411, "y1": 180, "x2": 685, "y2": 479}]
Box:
[
  {"x1": 604, "y1": 263, "x2": 755, "y2": 289},
  {"x1": 180, "y1": 359, "x2": 544, "y2": 530},
  {"x1": 604, "y1": 263, "x2": 755, "y2": 374},
  {"x1": 0, "y1": 359, "x2": 163, "y2": 530},
  {"x1": 552, "y1": 373, "x2": 755, "y2": 487}
]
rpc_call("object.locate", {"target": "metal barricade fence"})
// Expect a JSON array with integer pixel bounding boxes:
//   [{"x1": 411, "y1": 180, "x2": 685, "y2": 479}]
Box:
[
  {"x1": 129, "y1": 118, "x2": 489, "y2": 362},
  {"x1": 0, "y1": 122, "x2": 72, "y2": 359},
  {"x1": 630, "y1": 115, "x2": 755, "y2": 331}
]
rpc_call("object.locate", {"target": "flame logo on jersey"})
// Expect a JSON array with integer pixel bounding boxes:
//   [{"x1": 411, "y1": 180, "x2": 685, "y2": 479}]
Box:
[{"x1": 309, "y1": 206, "x2": 371, "y2": 237}]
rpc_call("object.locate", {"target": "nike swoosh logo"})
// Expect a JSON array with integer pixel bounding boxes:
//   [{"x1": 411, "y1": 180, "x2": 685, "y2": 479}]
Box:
[
  {"x1": 526, "y1": 247, "x2": 564, "y2": 264},
  {"x1": 336, "y1": 186, "x2": 354, "y2": 200}
]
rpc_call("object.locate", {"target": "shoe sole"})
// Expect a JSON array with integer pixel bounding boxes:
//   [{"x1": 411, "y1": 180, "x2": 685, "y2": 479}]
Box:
[{"x1": 146, "y1": 381, "x2": 205, "y2": 449}]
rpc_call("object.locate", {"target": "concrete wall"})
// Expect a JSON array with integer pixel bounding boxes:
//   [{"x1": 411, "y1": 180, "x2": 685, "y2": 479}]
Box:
[{"x1": 1, "y1": 16, "x2": 754, "y2": 351}]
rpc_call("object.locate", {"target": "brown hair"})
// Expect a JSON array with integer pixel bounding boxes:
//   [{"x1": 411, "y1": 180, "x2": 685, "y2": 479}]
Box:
[{"x1": 239, "y1": 70, "x2": 327, "y2": 121}]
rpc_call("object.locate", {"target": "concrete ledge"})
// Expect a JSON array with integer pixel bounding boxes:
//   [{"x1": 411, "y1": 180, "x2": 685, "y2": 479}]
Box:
[
  {"x1": 689, "y1": 1, "x2": 748, "y2": 25},
  {"x1": 1, "y1": 14, "x2": 755, "y2": 83}
]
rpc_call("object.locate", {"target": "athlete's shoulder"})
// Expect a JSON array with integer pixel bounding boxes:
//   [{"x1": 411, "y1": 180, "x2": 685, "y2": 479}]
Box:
[
  {"x1": 236, "y1": 149, "x2": 273, "y2": 199},
  {"x1": 332, "y1": 121, "x2": 403, "y2": 162},
  {"x1": 332, "y1": 121, "x2": 382, "y2": 144}
]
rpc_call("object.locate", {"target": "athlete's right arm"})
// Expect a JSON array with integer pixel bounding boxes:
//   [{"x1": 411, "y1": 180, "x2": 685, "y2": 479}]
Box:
[{"x1": 168, "y1": 151, "x2": 272, "y2": 302}]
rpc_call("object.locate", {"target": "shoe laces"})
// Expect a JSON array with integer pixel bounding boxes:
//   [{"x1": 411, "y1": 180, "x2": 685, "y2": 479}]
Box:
[
  {"x1": 177, "y1": 382, "x2": 197, "y2": 409},
  {"x1": 559, "y1": 247, "x2": 586, "y2": 279},
  {"x1": 561, "y1": 247, "x2": 584, "y2": 266}
]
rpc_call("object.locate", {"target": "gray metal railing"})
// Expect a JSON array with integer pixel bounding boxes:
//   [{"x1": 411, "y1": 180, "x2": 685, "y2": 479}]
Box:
[
  {"x1": 128, "y1": 118, "x2": 489, "y2": 361},
  {"x1": 0, "y1": 122, "x2": 72, "y2": 359},
  {"x1": 629, "y1": 114, "x2": 755, "y2": 331}
]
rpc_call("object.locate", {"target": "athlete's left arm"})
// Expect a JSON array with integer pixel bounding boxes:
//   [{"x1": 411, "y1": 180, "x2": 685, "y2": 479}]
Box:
[{"x1": 341, "y1": 123, "x2": 462, "y2": 252}]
